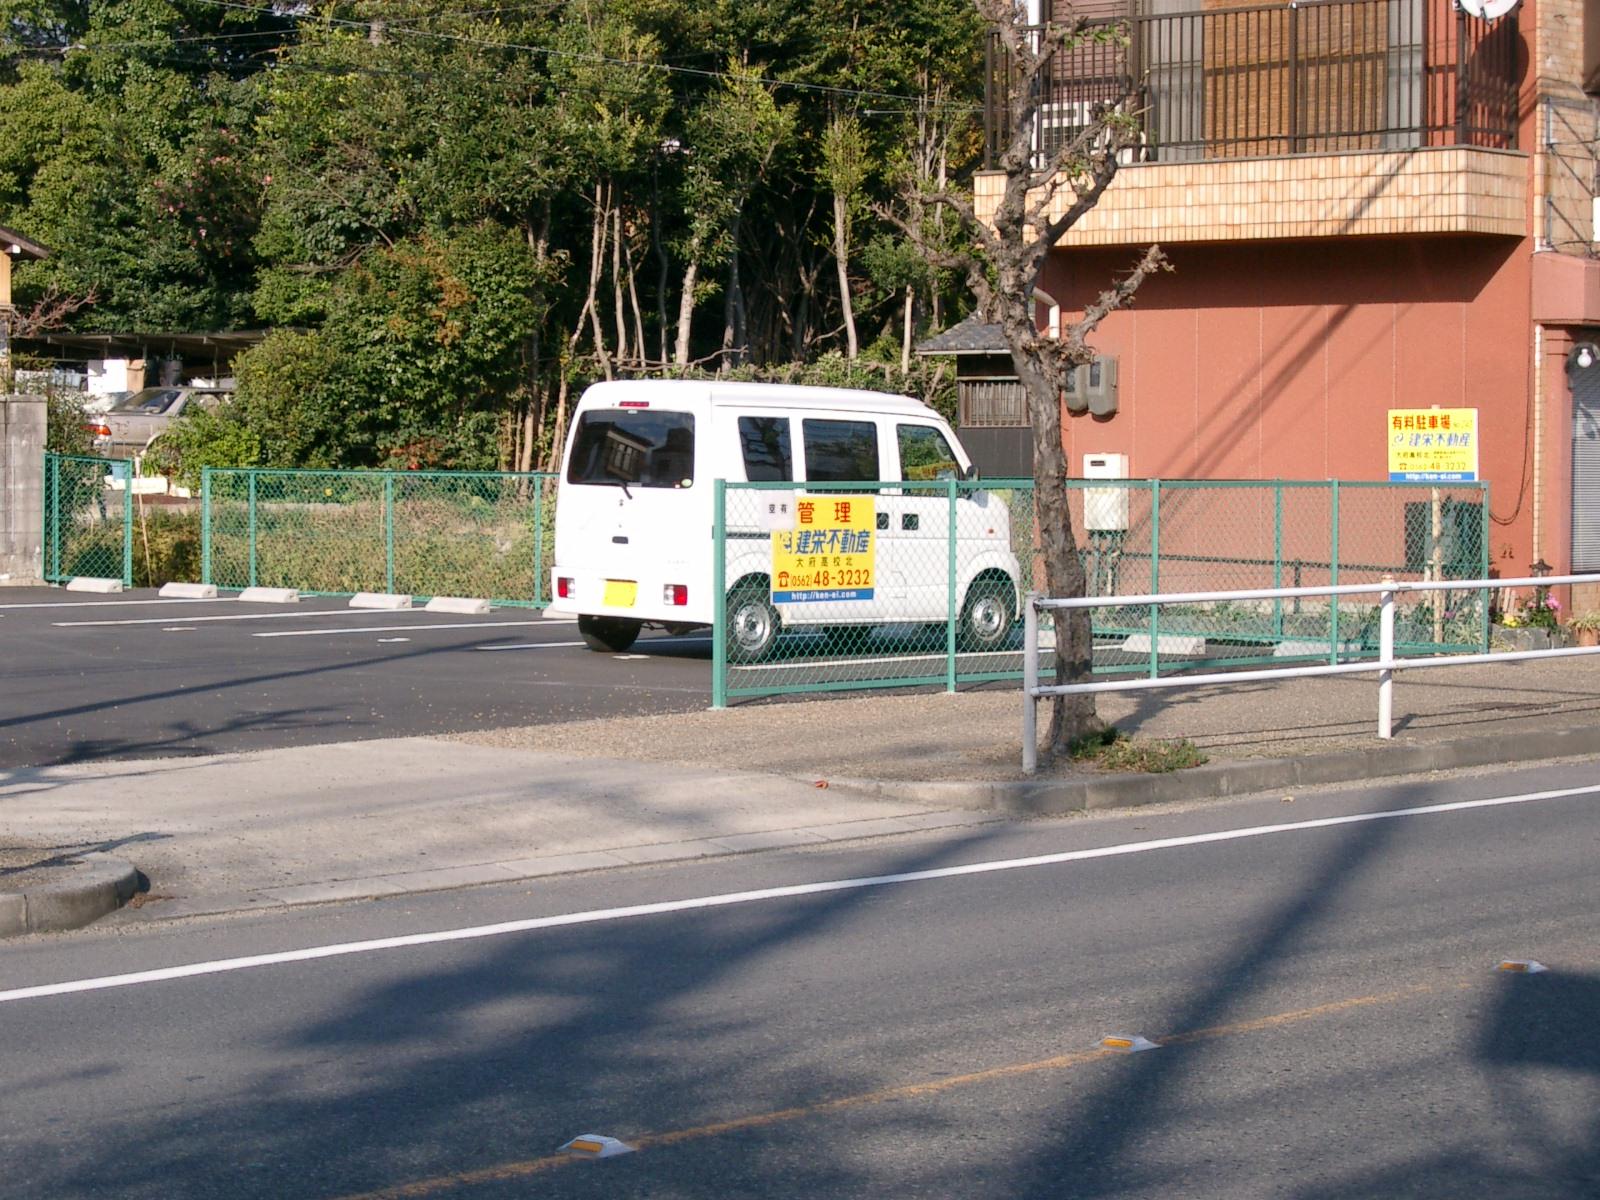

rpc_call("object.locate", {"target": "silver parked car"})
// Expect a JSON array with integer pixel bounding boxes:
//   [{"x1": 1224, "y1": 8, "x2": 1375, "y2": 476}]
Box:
[{"x1": 86, "y1": 387, "x2": 231, "y2": 459}]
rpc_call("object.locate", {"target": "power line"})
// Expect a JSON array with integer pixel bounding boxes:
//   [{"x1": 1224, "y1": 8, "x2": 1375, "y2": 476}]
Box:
[{"x1": 176, "y1": 0, "x2": 972, "y2": 112}]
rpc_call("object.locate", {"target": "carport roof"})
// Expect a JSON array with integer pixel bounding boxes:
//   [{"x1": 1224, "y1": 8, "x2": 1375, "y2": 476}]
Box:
[
  {"x1": 0, "y1": 224, "x2": 48, "y2": 259},
  {"x1": 19, "y1": 329, "x2": 273, "y2": 359}
]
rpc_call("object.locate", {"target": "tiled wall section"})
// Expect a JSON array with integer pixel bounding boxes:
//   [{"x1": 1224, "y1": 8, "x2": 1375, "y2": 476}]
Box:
[
  {"x1": 974, "y1": 147, "x2": 1528, "y2": 245},
  {"x1": 1535, "y1": 0, "x2": 1598, "y2": 256}
]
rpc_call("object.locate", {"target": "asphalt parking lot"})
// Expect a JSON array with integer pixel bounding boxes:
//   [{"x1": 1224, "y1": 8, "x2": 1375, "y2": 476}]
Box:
[{"x1": 0, "y1": 589, "x2": 718, "y2": 769}]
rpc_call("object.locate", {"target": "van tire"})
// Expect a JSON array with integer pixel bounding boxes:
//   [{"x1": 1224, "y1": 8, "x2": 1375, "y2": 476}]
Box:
[
  {"x1": 958, "y1": 578, "x2": 1015, "y2": 652},
  {"x1": 727, "y1": 584, "x2": 780, "y2": 663},
  {"x1": 578, "y1": 615, "x2": 642, "y2": 653}
]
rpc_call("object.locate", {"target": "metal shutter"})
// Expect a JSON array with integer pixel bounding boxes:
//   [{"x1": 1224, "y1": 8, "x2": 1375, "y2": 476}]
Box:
[{"x1": 1572, "y1": 360, "x2": 1600, "y2": 571}]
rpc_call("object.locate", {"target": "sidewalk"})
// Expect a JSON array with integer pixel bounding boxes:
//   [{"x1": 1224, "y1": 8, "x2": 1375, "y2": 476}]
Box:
[{"x1": 4, "y1": 655, "x2": 1598, "y2": 934}]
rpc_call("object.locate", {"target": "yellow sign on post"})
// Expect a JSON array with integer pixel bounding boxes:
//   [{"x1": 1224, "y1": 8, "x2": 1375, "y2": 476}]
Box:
[
  {"x1": 771, "y1": 495, "x2": 875, "y2": 603},
  {"x1": 1388, "y1": 408, "x2": 1478, "y2": 482}
]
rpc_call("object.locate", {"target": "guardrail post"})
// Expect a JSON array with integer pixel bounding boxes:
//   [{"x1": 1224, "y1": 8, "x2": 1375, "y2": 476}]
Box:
[
  {"x1": 1023, "y1": 591, "x2": 1040, "y2": 774},
  {"x1": 1329, "y1": 479, "x2": 1341, "y2": 663},
  {"x1": 1273, "y1": 482, "x2": 1284, "y2": 639},
  {"x1": 1378, "y1": 575, "x2": 1396, "y2": 739},
  {"x1": 1148, "y1": 479, "x2": 1161, "y2": 678}
]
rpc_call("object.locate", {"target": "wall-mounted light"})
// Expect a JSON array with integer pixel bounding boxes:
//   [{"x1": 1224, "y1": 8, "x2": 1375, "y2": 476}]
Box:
[{"x1": 1568, "y1": 342, "x2": 1600, "y2": 373}]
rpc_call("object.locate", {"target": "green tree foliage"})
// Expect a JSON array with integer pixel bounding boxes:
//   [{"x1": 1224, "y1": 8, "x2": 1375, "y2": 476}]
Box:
[{"x1": 3, "y1": 0, "x2": 987, "y2": 471}]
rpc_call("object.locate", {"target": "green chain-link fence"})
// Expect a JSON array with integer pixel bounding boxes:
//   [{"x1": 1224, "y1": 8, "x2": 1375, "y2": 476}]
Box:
[
  {"x1": 713, "y1": 478, "x2": 1490, "y2": 703},
  {"x1": 201, "y1": 468, "x2": 558, "y2": 605},
  {"x1": 43, "y1": 452, "x2": 133, "y2": 585}
]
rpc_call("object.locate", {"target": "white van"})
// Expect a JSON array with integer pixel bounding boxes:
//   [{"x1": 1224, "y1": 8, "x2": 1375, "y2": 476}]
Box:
[{"x1": 552, "y1": 380, "x2": 1024, "y2": 661}]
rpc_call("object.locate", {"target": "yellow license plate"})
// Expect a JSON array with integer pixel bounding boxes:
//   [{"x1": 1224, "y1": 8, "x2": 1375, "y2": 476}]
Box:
[{"x1": 603, "y1": 580, "x2": 637, "y2": 607}]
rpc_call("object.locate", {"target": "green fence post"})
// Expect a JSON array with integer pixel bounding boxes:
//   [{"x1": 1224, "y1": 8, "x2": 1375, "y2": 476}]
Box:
[
  {"x1": 122, "y1": 464, "x2": 133, "y2": 586},
  {"x1": 1329, "y1": 479, "x2": 1341, "y2": 663},
  {"x1": 532, "y1": 475, "x2": 545, "y2": 606},
  {"x1": 1148, "y1": 478, "x2": 1161, "y2": 679},
  {"x1": 1479, "y1": 481, "x2": 1491, "y2": 653},
  {"x1": 946, "y1": 479, "x2": 959, "y2": 693},
  {"x1": 384, "y1": 473, "x2": 396, "y2": 594},
  {"x1": 48, "y1": 454, "x2": 60, "y2": 581},
  {"x1": 712, "y1": 479, "x2": 728, "y2": 709},
  {"x1": 1273, "y1": 481, "x2": 1284, "y2": 640},
  {"x1": 200, "y1": 468, "x2": 211, "y2": 586},
  {"x1": 247, "y1": 472, "x2": 258, "y2": 588}
]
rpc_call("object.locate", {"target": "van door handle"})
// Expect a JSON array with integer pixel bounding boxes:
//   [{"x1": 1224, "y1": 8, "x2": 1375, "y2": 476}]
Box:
[
  {"x1": 876, "y1": 513, "x2": 889, "y2": 530},
  {"x1": 901, "y1": 514, "x2": 919, "y2": 531}
]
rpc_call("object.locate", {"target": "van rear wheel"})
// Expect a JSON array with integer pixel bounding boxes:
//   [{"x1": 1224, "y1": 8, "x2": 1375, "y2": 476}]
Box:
[
  {"x1": 727, "y1": 584, "x2": 780, "y2": 663},
  {"x1": 958, "y1": 579, "x2": 1015, "y2": 652},
  {"x1": 579, "y1": 615, "x2": 642, "y2": 653}
]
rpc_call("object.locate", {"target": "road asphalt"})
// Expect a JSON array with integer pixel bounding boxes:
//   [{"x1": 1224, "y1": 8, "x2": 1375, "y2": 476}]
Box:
[{"x1": 3, "y1": 652, "x2": 1598, "y2": 935}]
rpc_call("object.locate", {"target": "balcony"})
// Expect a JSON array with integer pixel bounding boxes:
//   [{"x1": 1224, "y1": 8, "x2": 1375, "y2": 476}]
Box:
[{"x1": 980, "y1": 0, "x2": 1528, "y2": 245}]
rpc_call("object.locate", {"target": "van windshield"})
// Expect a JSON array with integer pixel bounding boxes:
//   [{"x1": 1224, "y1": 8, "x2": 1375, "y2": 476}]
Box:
[{"x1": 566, "y1": 410, "x2": 695, "y2": 488}]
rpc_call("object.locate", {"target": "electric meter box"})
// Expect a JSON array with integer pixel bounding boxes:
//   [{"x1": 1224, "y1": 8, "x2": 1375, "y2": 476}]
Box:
[{"x1": 1083, "y1": 452, "x2": 1130, "y2": 531}]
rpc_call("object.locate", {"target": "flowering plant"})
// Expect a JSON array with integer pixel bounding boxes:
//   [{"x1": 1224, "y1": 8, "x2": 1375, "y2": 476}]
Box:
[{"x1": 1501, "y1": 591, "x2": 1560, "y2": 629}]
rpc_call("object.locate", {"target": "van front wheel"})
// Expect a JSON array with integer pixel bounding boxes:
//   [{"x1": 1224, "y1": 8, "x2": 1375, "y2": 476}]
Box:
[
  {"x1": 578, "y1": 615, "x2": 642, "y2": 653},
  {"x1": 727, "y1": 585, "x2": 780, "y2": 663}
]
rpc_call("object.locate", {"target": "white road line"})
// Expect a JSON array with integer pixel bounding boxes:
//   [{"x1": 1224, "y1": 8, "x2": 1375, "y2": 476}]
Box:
[
  {"x1": 1, "y1": 597, "x2": 239, "y2": 611},
  {"x1": 3, "y1": 781, "x2": 1595, "y2": 1007},
  {"x1": 253, "y1": 620, "x2": 550, "y2": 639}
]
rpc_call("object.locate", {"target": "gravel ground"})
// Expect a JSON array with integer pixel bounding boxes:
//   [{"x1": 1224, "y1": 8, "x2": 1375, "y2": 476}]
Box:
[{"x1": 454, "y1": 657, "x2": 1600, "y2": 781}]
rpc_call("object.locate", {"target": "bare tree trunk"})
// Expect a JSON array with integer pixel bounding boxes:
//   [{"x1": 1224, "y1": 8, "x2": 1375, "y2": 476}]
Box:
[
  {"x1": 722, "y1": 210, "x2": 746, "y2": 367},
  {"x1": 832, "y1": 192, "x2": 858, "y2": 359},
  {"x1": 674, "y1": 258, "x2": 698, "y2": 367},
  {"x1": 901, "y1": 285, "x2": 915, "y2": 374},
  {"x1": 1014, "y1": 347, "x2": 1102, "y2": 748},
  {"x1": 611, "y1": 193, "x2": 629, "y2": 367},
  {"x1": 587, "y1": 182, "x2": 613, "y2": 381},
  {"x1": 622, "y1": 218, "x2": 646, "y2": 369}
]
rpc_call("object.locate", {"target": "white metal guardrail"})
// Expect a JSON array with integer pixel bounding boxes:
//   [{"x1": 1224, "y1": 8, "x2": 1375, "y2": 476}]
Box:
[{"x1": 1022, "y1": 574, "x2": 1600, "y2": 773}]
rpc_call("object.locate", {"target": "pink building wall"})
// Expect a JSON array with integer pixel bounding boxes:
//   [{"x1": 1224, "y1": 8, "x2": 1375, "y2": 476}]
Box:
[{"x1": 1040, "y1": 234, "x2": 1540, "y2": 573}]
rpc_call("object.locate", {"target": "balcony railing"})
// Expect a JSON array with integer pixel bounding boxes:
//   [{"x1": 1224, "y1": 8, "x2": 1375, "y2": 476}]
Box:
[{"x1": 984, "y1": 0, "x2": 1519, "y2": 167}]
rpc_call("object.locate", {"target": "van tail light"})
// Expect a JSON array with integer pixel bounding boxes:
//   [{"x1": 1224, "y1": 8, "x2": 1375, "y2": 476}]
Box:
[
  {"x1": 85, "y1": 423, "x2": 112, "y2": 438},
  {"x1": 557, "y1": 576, "x2": 574, "y2": 599},
  {"x1": 664, "y1": 584, "x2": 687, "y2": 606}
]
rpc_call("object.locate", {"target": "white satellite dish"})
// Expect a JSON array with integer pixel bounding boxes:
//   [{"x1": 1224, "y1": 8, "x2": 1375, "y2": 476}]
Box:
[{"x1": 1457, "y1": 0, "x2": 1519, "y2": 19}]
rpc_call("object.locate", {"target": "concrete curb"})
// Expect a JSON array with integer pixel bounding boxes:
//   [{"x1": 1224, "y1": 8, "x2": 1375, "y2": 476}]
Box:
[
  {"x1": 0, "y1": 854, "x2": 141, "y2": 937},
  {"x1": 830, "y1": 722, "x2": 1600, "y2": 816}
]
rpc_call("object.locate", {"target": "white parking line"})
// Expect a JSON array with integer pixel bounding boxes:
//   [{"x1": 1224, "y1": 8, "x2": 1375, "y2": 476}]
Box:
[
  {"x1": 473, "y1": 640, "x2": 589, "y2": 651},
  {"x1": 475, "y1": 634, "x2": 708, "y2": 652},
  {"x1": 4, "y1": 781, "x2": 1595, "y2": 1006},
  {"x1": 55, "y1": 609, "x2": 452, "y2": 628},
  {"x1": 735, "y1": 647, "x2": 1015, "y2": 671},
  {"x1": 1, "y1": 597, "x2": 239, "y2": 610},
  {"x1": 253, "y1": 620, "x2": 551, "y2": 639}
]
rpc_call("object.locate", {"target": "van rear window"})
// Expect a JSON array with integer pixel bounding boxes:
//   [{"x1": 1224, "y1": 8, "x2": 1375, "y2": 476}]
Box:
[{"x1": 567, "y1": 411, "x2": 695, "y2": 488}]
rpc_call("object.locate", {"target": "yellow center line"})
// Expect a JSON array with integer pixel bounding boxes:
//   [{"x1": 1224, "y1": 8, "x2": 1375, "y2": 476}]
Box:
[{"x1": 332, "y1": 977, "x2": 1469, "y2": 1200}]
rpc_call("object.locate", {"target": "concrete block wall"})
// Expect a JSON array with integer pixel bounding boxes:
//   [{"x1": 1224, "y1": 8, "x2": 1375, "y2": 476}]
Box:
[{"x1": 1, "y1": 394, "x2": 45, "y2": 584}]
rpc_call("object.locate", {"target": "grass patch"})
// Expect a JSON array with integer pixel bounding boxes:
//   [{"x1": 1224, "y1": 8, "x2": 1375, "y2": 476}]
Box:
[{"x1": 1067, "y1": 727, "x2": 1208, "y2": 773}]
